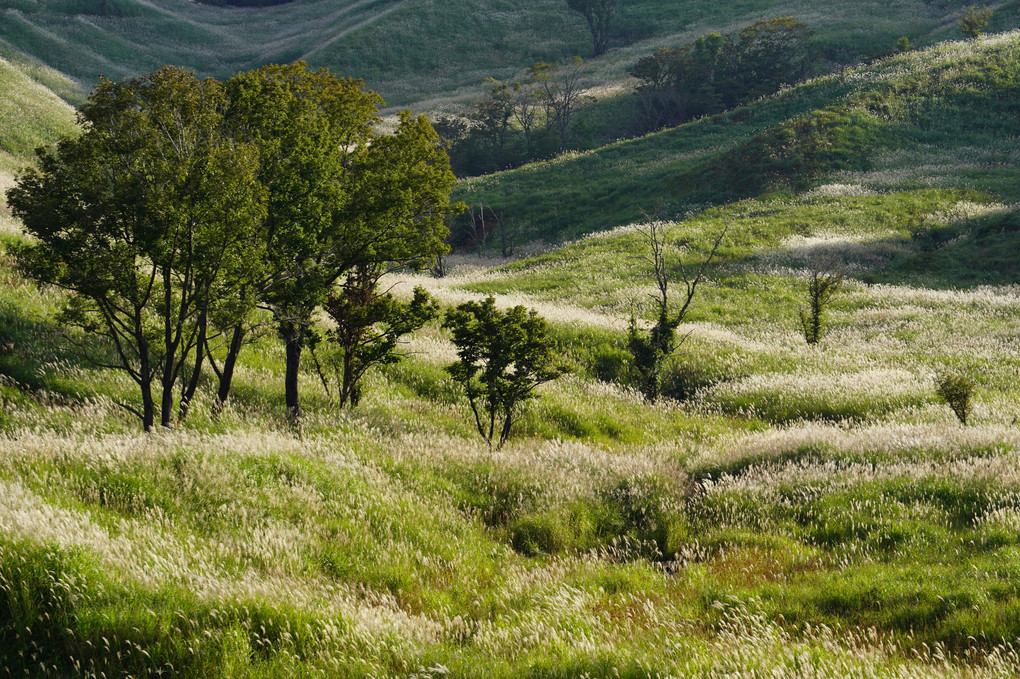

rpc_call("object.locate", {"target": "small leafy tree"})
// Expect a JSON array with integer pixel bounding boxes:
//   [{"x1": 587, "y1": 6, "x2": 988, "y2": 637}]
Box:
[
  {"x1": 567, "y1": 0, "x2": 620, "y2": 57},
  {"x1": 957, "y1": 5, "x2": 993, "y2": 39},
  {"x1": 799, "y1": 263, "x2": 843, "y2": 345},
  {"x1": 444, "y1": 297, "x2": 566, "y2": 450},
  {"x1": 314, "y1": 265, "x2": 439, "y2": 408},
  {"x1": 936, "y1": 371, "x2": 975, "y2": 425},
  {"x1": 628, "y1": 220, "x2": 726, "y2": 402}
]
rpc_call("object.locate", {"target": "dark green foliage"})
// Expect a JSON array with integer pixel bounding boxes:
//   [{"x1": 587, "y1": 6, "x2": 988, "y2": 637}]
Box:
[
  {"x1": 936, "y1": 371, "x2": 975, "y2": 425},
  {"x1": 799, "y1": 264, "x2": 843, "y2": 344},
  {"x1": 566, "y1": 0, "x2": 620, "y2": 57},
  {"x1": 632, "y1": 18, "x2": 814, "y2": 131},
  {"x1": 957, "y1": 5, "x2": 994, "y2": 38},
  {"x1": 444, "y1": 296, "x2": 566, "y2": 450},
  {"x1": 316, "y1": 267, "x2": 439, "y2": 408},
  {"x1": 225, "y1": 64, "x2": 459, "y2": 420},
  {"x1": 7, "y1": 67, "x2": 264, "y2": 431},
  {"x1": 598, "y1": 474, "x2": 690, "y2": 559},
  {"x1": 511, "y1": 515, "x2": 569, "y2": 555},
  {"x1": 442, "y1": 59, "x2": 590, "y2": 177}
]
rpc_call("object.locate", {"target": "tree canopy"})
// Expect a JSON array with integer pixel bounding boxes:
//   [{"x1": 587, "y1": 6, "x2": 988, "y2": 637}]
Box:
[
  {"x1": 8, "y1": 62, "x2": 462, "y2": 429},
  {"x1": 632, "y1": 17, "x2": 813, "y2": 131},
  {"x1": 444, "y1": 297, "x2": 565, "y2": 450},
  {"x1": 225, "y1": 62, "x2": 461, "y2": 420},
  {"x1": 8, "y1": 66, "x2": 264, "y2": 431}
]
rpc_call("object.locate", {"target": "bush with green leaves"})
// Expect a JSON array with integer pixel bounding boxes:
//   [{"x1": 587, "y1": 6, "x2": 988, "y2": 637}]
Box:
[
  {"x1": 444, "y1": 296, "x2": 566, "y2": 450},
  {"x1": 957, "y1": 5, "x2": 993, "y2": 39},
  {"x1": 936, "y1": 371, "x2": 975, "y2": 425},
  {"x1": 314, "y1": 266, "x2": 439, "y2": 409}
]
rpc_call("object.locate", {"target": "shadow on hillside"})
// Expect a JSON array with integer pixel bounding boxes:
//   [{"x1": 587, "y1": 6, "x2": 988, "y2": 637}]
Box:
[
  {"x1": 858, "y1": 211, "x2": 1020, "y2": 288},
  {"x1": 0, "y1": 300, "x2": 114, "y2": 400},
  {"x1": 725, "y1": 209, "x2": 1020, "y2": 290}
]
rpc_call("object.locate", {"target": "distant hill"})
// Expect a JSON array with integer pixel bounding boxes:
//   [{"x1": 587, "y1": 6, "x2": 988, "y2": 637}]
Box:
[
  {"x1": 0, "y1": 49, "x2": 77, "y2": 197},
  {"x1": 1, "y1": 0, "x2": 1016, "y2": 106}
]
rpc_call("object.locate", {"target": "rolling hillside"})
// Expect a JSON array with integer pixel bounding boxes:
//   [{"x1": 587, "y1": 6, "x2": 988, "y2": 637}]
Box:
[
  {"x1": 2, "y1": 14, "x2": 1020, "y2": 679},
  {"x1": 455, "y1": 31, "x2": 1020, "y2": 246},
  {"x1": 0, "y1": 51, "x2": 77, "y2": 235},
  {"x1": 1, "y1": 0, "x2": 1017, "y2": 106}
]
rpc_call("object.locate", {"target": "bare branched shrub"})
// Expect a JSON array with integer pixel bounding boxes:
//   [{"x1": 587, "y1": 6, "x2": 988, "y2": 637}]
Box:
[{"x1": 628, "y1": 218, "x2": 726, "y2": 401}]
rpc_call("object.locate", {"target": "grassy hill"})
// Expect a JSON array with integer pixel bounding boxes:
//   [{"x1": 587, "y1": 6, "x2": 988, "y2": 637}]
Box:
[
  {"x1": 455, "y1": 31, "x2": 1020, "y2": 246},
  {"x1": 0, "y1": 50, "x2": 77, "y2": 235},
  {"x1": 2, "y1": 24, "x2": 1020, "y2": 679},
  {"x1": 1, "y1": 0, "x2": 1017, "y2": 106}
]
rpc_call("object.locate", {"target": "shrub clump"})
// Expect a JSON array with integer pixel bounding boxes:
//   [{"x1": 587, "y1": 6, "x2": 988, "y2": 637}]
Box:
[
  {"x1": 936, "y1": 371, "x2": 975, "y2": 425},
  {"x1": 510, "y1": 516, "x2": 569, "y2": 556}
]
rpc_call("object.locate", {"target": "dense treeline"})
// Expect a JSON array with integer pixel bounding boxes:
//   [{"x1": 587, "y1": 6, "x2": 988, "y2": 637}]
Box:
[
  {"x1": 436, "y1": 58, "x2": 592, "y2": 177},
  {"x1": 440, "y1": 17, "x2": 816, "y2": 178},
  {"x1": 7, "y1": 63, "x2": 461, "y2": 430},
  {"x1": 632, "y1": 17, "x2": 814, "y2": 131}
]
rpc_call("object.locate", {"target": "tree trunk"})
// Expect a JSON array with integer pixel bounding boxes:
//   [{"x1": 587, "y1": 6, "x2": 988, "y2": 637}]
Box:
[
  {"x1": 282, "y1": 322, "x2": 303, "y2": 421},
  {"x1": 160, "y1": 269, "x2": 176, "y2": 429},
  {"x1": 179, "y1": 313, "x2": 207, "y2": 422},
  {"x1": 339, "y1": 344, "x2": 357, "y2": 409},
  {"x1": 141, "y1": 379, "x2": 155, "y2": 433},
  {"x1": 211, "y1": 323, "x2": 245, "y2": 417},
  {"x1": 139, "y1": 335, "x2": 155, "y2": 433}
]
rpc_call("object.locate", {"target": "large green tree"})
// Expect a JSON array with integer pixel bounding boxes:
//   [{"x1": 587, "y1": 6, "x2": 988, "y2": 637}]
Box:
[
  {"x1": 225, "y1": 63, "x2": 459, "y2": 420},
  {"x1": 444, "y1": 297, "x2": 565, "y2": 450},
  {"x1": 7, "y1": 67, "x2": 264, "y2": 431}
]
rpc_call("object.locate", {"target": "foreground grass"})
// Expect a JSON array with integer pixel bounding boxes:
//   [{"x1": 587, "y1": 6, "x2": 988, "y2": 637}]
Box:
[{"x1": 3, "y1": 220, "x2": 1020, "y2": 674}]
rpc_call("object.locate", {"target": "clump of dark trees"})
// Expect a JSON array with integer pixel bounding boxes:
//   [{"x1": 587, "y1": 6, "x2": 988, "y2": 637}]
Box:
[
  {"x1": 8, "y1": 63, "x2": 461, "y2": 431},
  {"x1": 440, "y1": 17, "x2": 815, "y2": 178},
  {"x1": 632, "y1": 17, "x2": 814, "y2": 132},
  {"x1": 435, "y1": 58, "x2": 592, "y2": 177},
  {"x1": 8, "y1": 62, "x2": 572, "y2": 449}
]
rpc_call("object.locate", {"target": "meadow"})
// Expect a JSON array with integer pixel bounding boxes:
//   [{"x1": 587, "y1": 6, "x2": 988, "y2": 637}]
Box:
[{"x1": 1, "y1": 19, "x2": 1020, "y2": 679}]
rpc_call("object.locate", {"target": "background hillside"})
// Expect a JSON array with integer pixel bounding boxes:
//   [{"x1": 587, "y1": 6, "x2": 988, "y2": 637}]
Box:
[
  {"x1": 455, "y1": 31, "x2": 1020, "y2": 247},
  {"x1": 1, "y1": 0, "x2": 1018, "y2": 106}
]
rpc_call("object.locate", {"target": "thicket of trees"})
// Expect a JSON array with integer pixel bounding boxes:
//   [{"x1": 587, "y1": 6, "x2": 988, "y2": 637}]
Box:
[
  {"x1": 434, "y1": 58, "x2": 592, "y2": 177},
  {"x1": 8, "y1": 63, "x2": 462, "y2": 430},
  {"x1": 631, "y1": 17, "x2": 814, "y2": 131}
]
